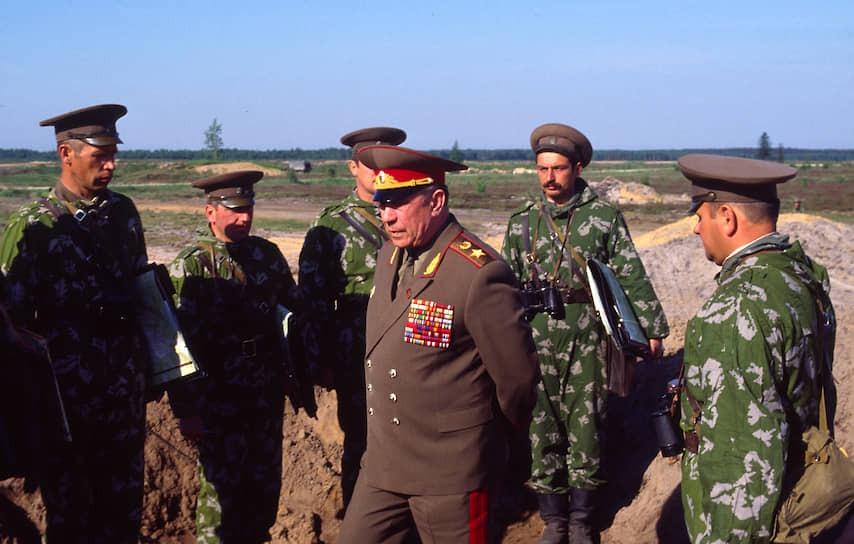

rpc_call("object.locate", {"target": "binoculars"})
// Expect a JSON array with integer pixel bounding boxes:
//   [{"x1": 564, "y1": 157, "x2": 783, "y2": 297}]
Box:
[
  {"x1": 650, "y1": 378, "x2": 685, "y2": 458},
  {"x1": 520, "y1": 280, "x2": 565, "y2": 320}
]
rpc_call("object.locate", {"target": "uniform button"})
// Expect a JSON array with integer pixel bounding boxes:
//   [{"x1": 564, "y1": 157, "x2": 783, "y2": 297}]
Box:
[
  {"x1": 366, "y1": 359, "x2": 372, "y2": 368},
  {"x1": 389, "y1": 393, "x2": 397, "y2": 402},
  {"x1": 392, "y1": 417, "x2": 400, "y2": 425},
  {"x1": 368, "y1": 408, "x2": 374, "y2": 416},
  {"x1": 389, "y1": 369, "x2": 397, "y2": 378},
  {"x1": 367, "y1": 384, "x2": 373, "y2": 392}
]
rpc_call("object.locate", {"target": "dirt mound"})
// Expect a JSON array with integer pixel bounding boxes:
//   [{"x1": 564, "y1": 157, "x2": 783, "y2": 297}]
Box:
[
  {"x1": 590, "y1": 176, "x2": 663, "y2": 205},
  {"x1": 192, "y1": 161, "x2": 285, "y2": 178},
  {"x1": 2, "y1": 211, "x2": 852, "y2": 543}
]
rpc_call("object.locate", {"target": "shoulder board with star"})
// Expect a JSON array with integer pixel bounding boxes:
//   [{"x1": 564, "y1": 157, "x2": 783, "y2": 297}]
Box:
[{"x1": 448, "y1": 233, "x2": 496, "y2": 269}]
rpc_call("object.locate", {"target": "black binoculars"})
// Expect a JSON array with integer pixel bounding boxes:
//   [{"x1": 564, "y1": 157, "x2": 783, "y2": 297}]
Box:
[
  {"x1": 650, "y1": 378, "x2": 685, "y2": 458},
  {"x1": 520, "y1": 280, "x2": 565, "y2": 320}
]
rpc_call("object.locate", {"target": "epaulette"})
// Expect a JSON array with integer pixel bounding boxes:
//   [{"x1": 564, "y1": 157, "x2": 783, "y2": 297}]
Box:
[
  {"x1": 175, "y1": 244, "x2": 204, "y2": 261},
  {"x1": 448, "y1": 233, "x2": 496, "y2": 269},
  {"x1": 415, "y1": 232, "x2": 497, "y2": 278}
]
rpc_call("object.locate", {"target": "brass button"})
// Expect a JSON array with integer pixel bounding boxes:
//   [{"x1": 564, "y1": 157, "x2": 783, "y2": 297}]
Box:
[
  {"x1": 368, "y1": 408, "x2": 374, "y2": 416},
  {"x1": 389, "y1": 369, "x2": 397, "y2": 378},
  {"x1": 389, "y1": 393, "x2": 397, "y2": 402},
  {"x1": 366, "y1": 359, "x2": 372, "y2": 368},
  {"x1": 392, "y1": 417, "x2": 400, "y2": 425},
  {"x1": 367, "y1": 384, "x2": 373, "y2": 392}
]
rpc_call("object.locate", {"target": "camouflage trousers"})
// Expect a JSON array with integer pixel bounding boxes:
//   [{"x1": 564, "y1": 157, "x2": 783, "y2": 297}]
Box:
[
  {"x1": 529, "y1": 343, "x2": 608, "y2": 494},
  {"x1": 194, "y1": 391, "x2": 285, "y2": 544},
  {"x1": 41, "y1": 422, "x2": 145, "y2": 544}
]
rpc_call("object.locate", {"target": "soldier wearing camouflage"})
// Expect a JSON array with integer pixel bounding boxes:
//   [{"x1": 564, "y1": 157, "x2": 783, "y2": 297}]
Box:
[
  {"x1": 0, "y1": 104, "x2": 149, "y2": 542},
  {"x1": 501, "y1": 123, "x2": 668, "y2": 543},
  {"x1": 297, "y1": 126, "x2": 405, "y2": 510},
  {"x1": 168, "y1": 171, "x2": 303, "y2": 544},
  {"x1": 677, "y1": 154, "x2": 836, "y2": 543}
]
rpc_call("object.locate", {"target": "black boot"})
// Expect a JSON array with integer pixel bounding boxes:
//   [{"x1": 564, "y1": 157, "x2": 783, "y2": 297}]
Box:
[
  {"x1": 537, "y1": 493, "x2": 568, "y2": 544},
  {"x1": 568, "y1": 487, "x2": 596, "y2": 544}
]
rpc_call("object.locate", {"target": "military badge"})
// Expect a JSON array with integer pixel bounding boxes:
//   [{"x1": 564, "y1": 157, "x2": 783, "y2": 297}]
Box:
[{"x1": 404, "y1": 298, "x2": 453, "y2": 348}]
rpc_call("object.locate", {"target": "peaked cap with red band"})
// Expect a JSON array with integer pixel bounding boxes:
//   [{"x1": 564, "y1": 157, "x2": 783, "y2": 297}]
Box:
[{"x1": 357, "y1": 145, "x2": 467, "y2": 203}]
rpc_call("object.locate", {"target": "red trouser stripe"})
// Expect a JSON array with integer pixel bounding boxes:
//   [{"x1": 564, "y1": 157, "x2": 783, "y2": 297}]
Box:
[{"x1": 469, "y1": 485, "x2": 488, "y2": 544}]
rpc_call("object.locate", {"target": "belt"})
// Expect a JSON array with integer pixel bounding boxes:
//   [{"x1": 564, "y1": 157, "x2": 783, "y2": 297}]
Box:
[
  {"x1": 560, "y1": 289, "x2": 591, "y2": 304},
  {"x1": 684, "y1": 431, "x2": 699, "y2": 453}
]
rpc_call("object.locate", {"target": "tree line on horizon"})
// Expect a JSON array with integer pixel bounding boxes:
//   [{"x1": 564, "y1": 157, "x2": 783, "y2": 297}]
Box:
[{"x1": 2, "y1": 147, "x2": 853, "y2": 162}]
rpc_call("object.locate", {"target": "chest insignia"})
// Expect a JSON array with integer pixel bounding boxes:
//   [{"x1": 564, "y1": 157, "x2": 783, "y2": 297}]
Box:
[{"x1": 404, "y1": 298, "x2": 453, "y2": 349}]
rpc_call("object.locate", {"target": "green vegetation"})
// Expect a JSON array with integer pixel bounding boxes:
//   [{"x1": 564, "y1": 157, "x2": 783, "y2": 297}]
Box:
[{"x1": 1, "y1": 160, "x2": 851, "y2": 237}]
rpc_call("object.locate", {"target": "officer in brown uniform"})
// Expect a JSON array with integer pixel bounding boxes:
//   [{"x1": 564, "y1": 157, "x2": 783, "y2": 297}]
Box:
[{"x1": 338, "y1": 146, "x2": 540, "y2": 544}]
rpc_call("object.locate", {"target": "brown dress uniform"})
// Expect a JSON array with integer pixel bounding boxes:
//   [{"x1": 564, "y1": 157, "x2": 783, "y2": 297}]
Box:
[{"x1": 339, "y1": 145, "x2": 539, "y2": 544}]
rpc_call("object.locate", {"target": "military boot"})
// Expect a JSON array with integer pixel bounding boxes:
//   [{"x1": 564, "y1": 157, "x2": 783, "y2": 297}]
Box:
[
  {"x1": 567, "y1": 487, "x2": 596, "y2": 544},
  {"x1": 537, "y1": 493, "x2": 569, "y2": 544}
]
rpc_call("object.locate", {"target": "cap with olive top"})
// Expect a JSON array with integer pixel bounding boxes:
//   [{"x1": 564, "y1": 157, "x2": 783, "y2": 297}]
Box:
[
  {"x1": 40, "y1": 104, "x2": 127, "y2": 146},
  {"x1": 530, "y1": 123, "x2": 593, "y2": 167},
  {"x1": 678, "y1": 154, "x2": 797, "y2": 213},
  {"x1": 192, "y1": 170, "x2": 263, "y2": 209},
  {"x1": 341, "y1": 127, "x2": 407, "y2": 159}
]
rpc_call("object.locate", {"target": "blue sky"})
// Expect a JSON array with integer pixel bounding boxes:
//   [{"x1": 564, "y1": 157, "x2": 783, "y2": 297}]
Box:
[{"x1": 2, "y1": 1, "x2": 852, "y2": 151}]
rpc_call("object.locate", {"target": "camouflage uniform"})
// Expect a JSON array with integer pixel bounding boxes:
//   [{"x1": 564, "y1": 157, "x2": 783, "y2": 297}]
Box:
[
  {"x1": 168, "y1": 231, "x2": 299, "y2": 544},
  {"x1": 679, "y1": 234, "x2": 836, "y2": 543},
  {"x1": 501, "y1": 181, "x2": 669, "y2": 493},
  {"x1": 298, "y1": 189, "x2": 386, "y2": 507},
  {"x1": 0, "y1": 183, "x2": 148, "y2": 543}
]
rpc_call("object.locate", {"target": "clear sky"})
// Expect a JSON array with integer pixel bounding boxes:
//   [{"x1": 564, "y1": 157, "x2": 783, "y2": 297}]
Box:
[{"x1": 2, "y1": 0, "x2": 852, "y2": 152}]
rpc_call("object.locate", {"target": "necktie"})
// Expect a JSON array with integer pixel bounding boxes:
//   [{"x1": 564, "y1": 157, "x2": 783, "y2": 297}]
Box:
[{"x1": 396, "y1": 254, "x2": 416, "y2": 299}]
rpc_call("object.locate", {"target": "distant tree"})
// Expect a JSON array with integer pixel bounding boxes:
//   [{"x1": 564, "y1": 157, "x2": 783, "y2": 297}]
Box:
[
  {"x1": 777, "y1": 144, "x2": 785, "y2": 163},
  {"x1": 204, "y1": 118, "x2": 224, "y2": 160},
  {"x1": 449, "y1": 140, "x2": 463, "y2": 163},
  {"x1": 758, "y1": 132, "x2": 772, "y2": 160}
]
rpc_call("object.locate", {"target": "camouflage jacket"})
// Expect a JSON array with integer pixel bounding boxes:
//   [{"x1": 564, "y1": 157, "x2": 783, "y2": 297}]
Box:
[
  {"x1": 0, "y1": 185, "x2": 148, "y2": 440},
  {"x1": 501, "y1": 181, "x2": 669, "y2": 353},
  {"x1": 679, "y1": 234, "x2": 836, "y2": 543},
  {"x1": 169, "y1": 231, "x2": 299, "y2": 397},
  {"x1": 298, "y1": 190, "x2": 386, "y2": 372}
]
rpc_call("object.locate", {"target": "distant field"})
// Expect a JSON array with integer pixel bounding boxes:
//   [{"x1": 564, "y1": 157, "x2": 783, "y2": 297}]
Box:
[{"x1": 1, "y1": 159, "x2": 852, "y2": 232}]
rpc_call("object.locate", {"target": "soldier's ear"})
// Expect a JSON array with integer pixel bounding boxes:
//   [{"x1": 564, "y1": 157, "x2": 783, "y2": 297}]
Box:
[
  {"x1": 429, "y1": 188, "x2": 447, "y2": 215},
  {"x1": 58, "y1": 143, "x2": 73, "y2": 165},
  {"x1": 205, "y1": 203, "x2": 217, "y2": 224},
  {"x1": 719, "y1": 204, "x2": 738, "y2": 237},
  {"x1": 348, "y1": 160, "x2": 359, "y2": 177}
]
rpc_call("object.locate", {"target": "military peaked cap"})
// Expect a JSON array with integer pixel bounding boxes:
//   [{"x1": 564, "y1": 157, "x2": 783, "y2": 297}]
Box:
[
  {"x1": 530, "y1": 123, "x2": 593, "y2": 167},
  {"x1": 192, "y1": 170, "x2": 263, "y2": 209},
  {"x1": 678, "y1": 154, "x2": 797, "y2": 213},
  {"x1": 341, "y1": 127, "x2": 407, "y2": 158},
  {"x1": 40, "y1": 104, "x2": 127, "y2": 146},
  {"x1": 358, "y1": 145, "x2": 467, "y2": 203}
]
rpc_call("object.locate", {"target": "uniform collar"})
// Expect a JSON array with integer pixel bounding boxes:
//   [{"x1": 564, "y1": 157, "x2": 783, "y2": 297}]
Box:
[{"x1": 718, "y1": 232, "x2": 791, "y2": 281}]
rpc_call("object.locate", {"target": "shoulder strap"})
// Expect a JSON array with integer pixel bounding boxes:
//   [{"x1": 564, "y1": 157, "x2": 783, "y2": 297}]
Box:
[{"x1": 338, "y1": 210, "x2": 386, "y2": 250}]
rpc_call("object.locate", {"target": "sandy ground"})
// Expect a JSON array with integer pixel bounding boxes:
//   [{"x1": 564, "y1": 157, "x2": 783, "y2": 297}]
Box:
[{"x1": 2, "y1": 193, "x2": 852, "y2": 543}]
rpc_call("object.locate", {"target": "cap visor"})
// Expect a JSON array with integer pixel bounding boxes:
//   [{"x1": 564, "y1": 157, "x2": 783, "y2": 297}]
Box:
[
  {"x1": 219, "y1": 197, "x2": 255, "y2": 209},
  {"x1": 372, "y1": 186, "x2": 425, "y2": 203},
  {"x1": 81, "y1": 136, "x2": 123, "y2": 146}
]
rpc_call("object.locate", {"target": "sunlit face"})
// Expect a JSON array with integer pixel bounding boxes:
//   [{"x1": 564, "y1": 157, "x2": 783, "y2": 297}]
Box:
[
  {"x1": 61, "y1": 141, "x2": 117, "y2": 200},
  {"x1": 350, "y1": 159, "x2": 377, "y2": 202},
  {"x1": 206, "y1": 203, "x2": 254, "y2": 242},
  {"x1": 378, "y1": 188, "x2": 443, "y2": 249},
  {"x1": 693, "y1": 202, "x2": 726, "y2": 265},
  {"x1": 536, "y1": 152, "x2": 581, "y2": 205}
]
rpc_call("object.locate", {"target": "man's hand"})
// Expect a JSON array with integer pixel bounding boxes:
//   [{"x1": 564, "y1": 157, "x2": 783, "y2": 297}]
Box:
[{"x1": 648, "y1": 338, "x2": 664, "y2": 359}]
